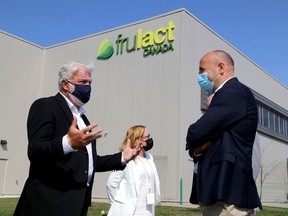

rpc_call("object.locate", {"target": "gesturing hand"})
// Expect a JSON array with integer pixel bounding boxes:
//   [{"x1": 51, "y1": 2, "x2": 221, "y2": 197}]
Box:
[
  {"x1": 67, "y1": 117, "x2": 103, "y2": 149},
  {"x1": 122, "y1": 139, "x2": 141, "y2": 163}
]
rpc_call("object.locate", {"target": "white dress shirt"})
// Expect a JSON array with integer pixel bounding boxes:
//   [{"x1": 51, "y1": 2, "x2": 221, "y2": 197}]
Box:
[{"x1": 60, "y1": 92, "x2": 94, "y2": 186}]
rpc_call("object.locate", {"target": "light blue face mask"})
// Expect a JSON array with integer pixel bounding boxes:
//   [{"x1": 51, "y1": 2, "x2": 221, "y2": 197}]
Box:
[{"x1": 197, "y1": 72, "x2": 214, "y2": 93}]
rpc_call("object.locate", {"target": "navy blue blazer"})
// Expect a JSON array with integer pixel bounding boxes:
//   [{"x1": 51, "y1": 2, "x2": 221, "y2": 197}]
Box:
[
  {"x1": 14, "y1": 93, "x2": 124, "y2": 216},
  {"x1": 186, "y1": 77, "x2": 262, "y2": 209}
]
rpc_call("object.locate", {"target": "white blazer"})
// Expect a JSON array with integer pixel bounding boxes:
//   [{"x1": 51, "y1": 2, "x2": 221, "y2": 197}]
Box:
[{"x1": 107, "y1": 153, "x2": 161, "y2": 216}]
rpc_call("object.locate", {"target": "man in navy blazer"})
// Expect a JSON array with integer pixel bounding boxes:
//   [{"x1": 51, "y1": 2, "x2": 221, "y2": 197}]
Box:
[
  {"x1": 14, "y1": 61, "x2": 139, "y2": 216},
  {"x1": 186, "y1": 50, "x2": 262, "y2": 215}
]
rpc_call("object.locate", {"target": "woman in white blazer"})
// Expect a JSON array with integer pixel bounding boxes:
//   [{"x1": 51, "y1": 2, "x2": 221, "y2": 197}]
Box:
[{"x1": 106, "y1": 125, "x2": 161, "y2": 216}]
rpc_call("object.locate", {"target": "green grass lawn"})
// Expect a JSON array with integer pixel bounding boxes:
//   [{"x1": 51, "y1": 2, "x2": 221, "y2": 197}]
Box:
[{"x1": 0, "y1": 198, "x2": 287, "y2": 216}]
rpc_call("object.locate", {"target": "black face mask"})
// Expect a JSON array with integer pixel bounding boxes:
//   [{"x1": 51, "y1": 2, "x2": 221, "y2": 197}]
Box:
[
  {"x1": 144, "y1": 138, "x2": 154, "y2": 151},
  {"x1": 67, "y1": 80, "x2": 91, "y2": 103}
]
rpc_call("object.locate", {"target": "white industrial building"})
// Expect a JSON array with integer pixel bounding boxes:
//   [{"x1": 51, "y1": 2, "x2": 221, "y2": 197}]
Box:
[{"x1": 0, "y1": 8, "x2": 287, "y2": 204}]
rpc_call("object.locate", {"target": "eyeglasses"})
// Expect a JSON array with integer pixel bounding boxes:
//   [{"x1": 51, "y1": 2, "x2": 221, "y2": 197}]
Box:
[{"x1": 141, "y1": 134, "x2": 150, "y2": 141}]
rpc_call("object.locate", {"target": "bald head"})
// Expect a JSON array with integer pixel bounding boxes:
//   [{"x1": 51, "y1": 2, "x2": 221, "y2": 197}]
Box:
[
  {"x1": 199, "y1": 50, "x2": 235, "y2": 91},
  {"x1": 212, "y1": 50, "x2": 234, "y2": 65},
  {"x1": 201, "y1": 50, "x2": 234, "y2": 68}
]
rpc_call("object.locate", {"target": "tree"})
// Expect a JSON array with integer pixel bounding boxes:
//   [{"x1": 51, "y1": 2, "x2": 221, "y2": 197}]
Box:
[{"x1": 257, "y1": 145, "x2": 282, "y2": 200}]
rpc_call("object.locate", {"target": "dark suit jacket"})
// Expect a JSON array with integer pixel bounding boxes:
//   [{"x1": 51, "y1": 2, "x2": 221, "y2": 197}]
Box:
[
  {"x1": 186, "y1": 77, "x2": 262, "y2": 209},
  {"x1": 14, "y1": 93, "x2": 124, "y2": 216}
]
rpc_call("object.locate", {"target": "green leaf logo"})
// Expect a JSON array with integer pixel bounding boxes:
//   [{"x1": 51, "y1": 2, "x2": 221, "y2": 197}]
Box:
[{"x1": 97, "y1": 39, "x2": 114, "y2": 59}]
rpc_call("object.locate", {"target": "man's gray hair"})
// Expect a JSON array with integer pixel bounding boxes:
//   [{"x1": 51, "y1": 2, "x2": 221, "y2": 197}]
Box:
[{"x1": 58, "y1": 61, "x2": 94, "y2": 90}]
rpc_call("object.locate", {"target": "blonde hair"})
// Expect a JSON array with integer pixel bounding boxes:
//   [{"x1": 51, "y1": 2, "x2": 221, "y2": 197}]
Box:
[{"x1": 119, "y1": 125, "x2": 146, "y2": 152}]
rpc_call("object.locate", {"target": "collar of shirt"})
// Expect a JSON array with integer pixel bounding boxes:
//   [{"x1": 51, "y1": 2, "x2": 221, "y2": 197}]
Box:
[
  {"x1": 60, "y1": 92, "x2": 94, "y2": 186},
  {"x1": 59, "y1": 92, "x2": 86, "y2": 116},
  {"x1": 214, "y1": 76, "x2": 235, "y2": 93}
]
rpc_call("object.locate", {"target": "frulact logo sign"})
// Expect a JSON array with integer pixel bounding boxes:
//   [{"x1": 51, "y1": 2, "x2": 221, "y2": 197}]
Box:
[
  {"x1": 97, "y1": 39, "x2": 114, "y2": 59},
  {"x1": 97, "y1": 21, "x2": 175, "y2": 60}
]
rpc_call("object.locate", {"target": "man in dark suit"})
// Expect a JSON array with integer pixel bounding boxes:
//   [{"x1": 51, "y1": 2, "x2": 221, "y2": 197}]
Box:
[
  {"x1": 189, "y1": 94, "x2": 214, "y2": 205},
  {"x1": 14, "y1": 61, "x2": 139, "y2": 216},
  {"x1": 186, "y1": 50, "x2": 262, "y2": 215}
]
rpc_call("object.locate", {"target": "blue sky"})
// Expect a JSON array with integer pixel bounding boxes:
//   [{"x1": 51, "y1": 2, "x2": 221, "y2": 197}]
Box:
[{"x1": 1, "y1": 0, "x2": 288, "y2": 87}]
